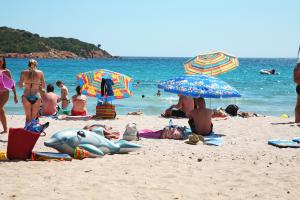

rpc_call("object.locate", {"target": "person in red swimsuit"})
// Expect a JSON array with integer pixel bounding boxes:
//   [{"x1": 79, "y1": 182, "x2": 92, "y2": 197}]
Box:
[{"x1": 71, "y1": 86, "x2": 87, "y2": 116}]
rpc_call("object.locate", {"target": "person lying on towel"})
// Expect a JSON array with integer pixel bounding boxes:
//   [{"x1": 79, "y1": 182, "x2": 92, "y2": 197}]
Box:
[
  {"x1": 83, "y1": 124, "x2": 120, "y2": 140},
  {"x1": 71, "y1": 86, "x2": 87, "y2": 116},
  {"x1": 187, "y1": 97, "x2": 213, "y2": 136},
  {"x1": 161, "y1": 94, "x2": 194, "y2": 118}
]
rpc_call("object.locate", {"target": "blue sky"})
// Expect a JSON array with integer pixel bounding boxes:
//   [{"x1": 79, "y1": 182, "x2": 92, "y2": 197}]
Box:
[{"x1": 0, "y1": 0, "x2": 299, "y2": 57}]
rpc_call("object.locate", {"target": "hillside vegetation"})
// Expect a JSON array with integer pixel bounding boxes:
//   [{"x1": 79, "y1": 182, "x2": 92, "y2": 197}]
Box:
[{"x1": 0, "y1": 27, "x2": 111, "y2": 58}]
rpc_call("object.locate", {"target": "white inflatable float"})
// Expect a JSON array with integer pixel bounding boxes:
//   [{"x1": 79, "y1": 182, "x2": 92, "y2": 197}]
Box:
[{"x1": 259, "y1": 69, "x2": 279, "y2": 75}]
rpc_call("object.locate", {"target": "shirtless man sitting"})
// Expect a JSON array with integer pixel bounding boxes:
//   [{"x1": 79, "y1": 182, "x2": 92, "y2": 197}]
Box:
[
  {"x1": 56, "y1": 80, "x2": 69, "y2": 109},
  {"x1": 162, "y1": 94, "x2": 194, "y2": 118},
  {"x1": 187, "y1": 97, "x2": 213, "y2": 136},
  {"x1": 71, "y1": 86, "x2": 87, "y2": 116},
  {"x1": 40, "y1": 84, "x2": 59, "y2": 116}
]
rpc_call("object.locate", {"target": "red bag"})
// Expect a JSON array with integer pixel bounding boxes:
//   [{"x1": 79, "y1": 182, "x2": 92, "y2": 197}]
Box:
[{"x1": 7, "y1": 128, "x2": 41, "y2": 160}]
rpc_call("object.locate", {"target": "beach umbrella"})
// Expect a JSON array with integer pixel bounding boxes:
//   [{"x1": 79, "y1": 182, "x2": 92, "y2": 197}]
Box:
[
  {"x1": 184, "y1": 51, "x2": 239, "y2": 76},
  {"x1": 158, "y1": 74, "x2": 241, "y2": 98},
  {"x1": 76, "y1": 69, "x2": 133, "y2": 101}
]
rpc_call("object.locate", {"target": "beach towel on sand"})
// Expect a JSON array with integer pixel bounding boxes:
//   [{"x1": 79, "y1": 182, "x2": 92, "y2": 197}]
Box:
[
  {"x1": 31, "y1": 152, "x2": 72, "y2": 161},
  {"x1": 293, "y1": 137, "x2": 300, "y2": 143},
  {"x1": 268, "y1": 139, "x2": 300, "y2": 148},
  {"x1": 203, "y1": 133, "x2": 224, "y2": 146},
  {"x1": 185, "y1": 133, "x2": 224, "y2": 146}
]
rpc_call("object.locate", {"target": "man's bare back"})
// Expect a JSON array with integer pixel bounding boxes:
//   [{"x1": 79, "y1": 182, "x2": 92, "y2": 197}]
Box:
[
  {"x1": 180, "y1": 96, "x2": 194, "y2": 114},
  {"x1": 188, "y1": 98, "x2": 213, "y2": 136},
  {"x1": 189, "y1": 108, "x2": 213, "y2": 135},
  {"x1": 41, "y1": 92, "x2": 59, "y2": 115}
]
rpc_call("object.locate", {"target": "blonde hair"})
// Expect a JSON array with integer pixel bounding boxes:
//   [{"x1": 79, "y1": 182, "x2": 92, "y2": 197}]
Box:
[
  {"x1": 28, "y1": 59, "x2": 38, "y2": 79},
  {"x1": 28, "y1": 59, "x2": 38, "y2": 70}
]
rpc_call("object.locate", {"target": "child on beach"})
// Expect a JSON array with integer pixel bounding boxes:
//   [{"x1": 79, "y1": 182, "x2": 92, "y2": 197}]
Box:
[{"x1": 56, "y1": 80, "x2": 70, "y2": 109}]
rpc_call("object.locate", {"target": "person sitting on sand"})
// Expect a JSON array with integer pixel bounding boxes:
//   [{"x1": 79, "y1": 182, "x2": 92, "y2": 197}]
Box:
[
  {"x1": 40, "y1": 84, "x2": 60, "y2": 116},
  {"x1": 83, "y1": 124, "x2": 120, "y2": 140},
  {"x1": 187, "y1": 97, "x2": 213, "y2": 136},
  {"x1": 161, "y1": 94, "x2": 194, "y2": 118},
  {"x1": 71, "y1": 86, "x2": 87, "y2": 116},
  {"x1": 19, "y1": 59, "x2": 46, "y2": 123},
  {"x1": 56, "y1": 80, "x2": 70, "y2": 109}
]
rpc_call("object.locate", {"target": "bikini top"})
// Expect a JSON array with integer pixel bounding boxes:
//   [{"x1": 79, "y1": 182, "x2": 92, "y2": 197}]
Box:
[{"x1": 0, "y1": 71, "x2": 15, "y2": 91}]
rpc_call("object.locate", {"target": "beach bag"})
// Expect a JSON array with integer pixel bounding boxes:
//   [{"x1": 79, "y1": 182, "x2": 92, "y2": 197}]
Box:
[
  {"x1": 161, "y1": 126, "x2": 183, "y2": 140},
  {"x1": 95, "y1": 103, "x2": 116, "y2": 119},
  {"x1": 7, "y1": 128, "x2": 42, "y2": 160},
  {"x1": 24, "y1": 119, "x2": 49, "y2": 134},
  {"x1": 225, "y1": 104, "x2": 239, "y2": 116},
  {"x1": 123, "y1": 123, "x2": 138, "y2": 141}
]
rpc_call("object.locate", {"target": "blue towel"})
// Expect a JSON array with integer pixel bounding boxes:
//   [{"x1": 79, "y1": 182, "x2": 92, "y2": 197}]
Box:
[
  {"x1": 203, "y1": 133, "x2": 224, "y2": 146},
  {"x1": 292, "y1": 137, "x2": 300, "y2": 143},
  {"x1": 268, "y1": 139, "x2": 300, "y2": 148}
]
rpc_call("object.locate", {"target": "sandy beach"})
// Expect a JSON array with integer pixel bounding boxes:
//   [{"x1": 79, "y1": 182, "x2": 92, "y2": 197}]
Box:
[{"x1": 0, "y1": 115, "x2": 299, "y2": 200}]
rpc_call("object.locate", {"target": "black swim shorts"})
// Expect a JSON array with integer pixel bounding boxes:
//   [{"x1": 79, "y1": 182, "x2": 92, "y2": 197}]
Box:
[
  {"x1": 171, "y1": 110, "x2": 186, "y2": 118},
  {"x1": 188, "y1": 119, "x2": 213, "y2": 136},
  {"x1": 296, "y1": 85, "x2": 300, "y2": 95}
]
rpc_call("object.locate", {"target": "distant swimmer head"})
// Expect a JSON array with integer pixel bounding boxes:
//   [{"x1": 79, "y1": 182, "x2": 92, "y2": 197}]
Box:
[
  {"x1": 271, "y1": 69, "x2": 275, "y2": 74},
  {"x1": 0, "y1": 56, "x2": 6, "y2": 69},
  {"x1": 28, "y1": 59, "x2": 38, "y2": 70}
]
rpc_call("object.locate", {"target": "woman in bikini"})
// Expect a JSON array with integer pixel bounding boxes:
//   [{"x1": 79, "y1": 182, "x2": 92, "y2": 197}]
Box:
[
  {"x1": 71, "y1": 86, "x2": 87, "y2": 116},
  {"x1": 19, "y1": 59, "x2": 46, "y2": 123},
  {"x1": 0, "y1": 57, "x2": 18, "y2": 133}
]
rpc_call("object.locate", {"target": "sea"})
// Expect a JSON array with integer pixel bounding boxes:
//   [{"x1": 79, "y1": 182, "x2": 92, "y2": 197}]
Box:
[{"x1": 3, "y1": 57, "x2": 298, "y2": 117}]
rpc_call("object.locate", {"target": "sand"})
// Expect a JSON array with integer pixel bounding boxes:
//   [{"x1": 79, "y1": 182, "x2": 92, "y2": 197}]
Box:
[{"x1": 0, "y1": 115, "x2": 300, "y2": 200}]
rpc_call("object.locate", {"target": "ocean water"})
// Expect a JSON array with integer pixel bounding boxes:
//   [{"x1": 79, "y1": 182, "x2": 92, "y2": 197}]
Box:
[{"x1": 3, "y1": 57, "x2": 298, "y2": 117}]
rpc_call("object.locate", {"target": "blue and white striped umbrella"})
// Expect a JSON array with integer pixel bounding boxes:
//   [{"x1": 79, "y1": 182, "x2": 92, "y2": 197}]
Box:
[{"x1": 158, "y1": 74, "x2": 241, "y2": 98}]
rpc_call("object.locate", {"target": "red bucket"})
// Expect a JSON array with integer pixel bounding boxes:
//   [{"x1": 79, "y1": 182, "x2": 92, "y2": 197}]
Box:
[{"x1": 7, "y1": 128, "x2": 41, "y2": 160}]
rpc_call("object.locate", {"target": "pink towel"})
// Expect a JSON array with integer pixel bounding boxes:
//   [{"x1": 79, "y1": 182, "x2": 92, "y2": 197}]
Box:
[{"x1": 138, "y1": 129, "x2": 162, "y2": 139}]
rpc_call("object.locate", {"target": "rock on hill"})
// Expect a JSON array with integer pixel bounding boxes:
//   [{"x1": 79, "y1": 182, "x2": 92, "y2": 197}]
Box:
[{"x1": 0, "y1": 27, "x2": 113, "y2": 59}]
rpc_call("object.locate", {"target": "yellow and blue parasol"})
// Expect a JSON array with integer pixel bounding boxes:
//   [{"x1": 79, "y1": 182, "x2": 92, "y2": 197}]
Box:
[
  {"x1": 76, "y1": 69, "x2": 133, "y2": 101},
  {"x1": 184, "y1": 51, "x2": 239, "y2": 76}
]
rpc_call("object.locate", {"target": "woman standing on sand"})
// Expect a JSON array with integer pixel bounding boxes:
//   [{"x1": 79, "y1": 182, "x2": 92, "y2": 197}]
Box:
[
  {"x1": 0, "y1": 57, "x2": 18, "y2": 133},
  {"x1": 19, "y1": 59, "x2": 46, "y2": 123}
]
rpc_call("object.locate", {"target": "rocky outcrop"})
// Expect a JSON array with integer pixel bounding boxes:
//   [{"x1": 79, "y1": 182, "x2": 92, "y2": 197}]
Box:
[{"x1": 1, "y1": 49, "x2": 113, "y2": 59}]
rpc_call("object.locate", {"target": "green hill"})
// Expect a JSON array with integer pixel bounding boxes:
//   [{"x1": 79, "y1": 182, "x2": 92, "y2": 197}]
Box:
[{"x1": 0, "y1": 27, "x2": 111, "y2": 58}]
